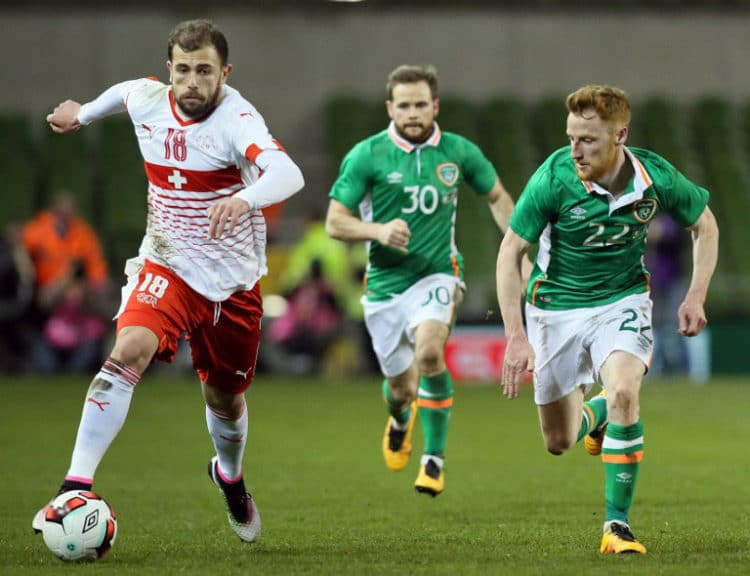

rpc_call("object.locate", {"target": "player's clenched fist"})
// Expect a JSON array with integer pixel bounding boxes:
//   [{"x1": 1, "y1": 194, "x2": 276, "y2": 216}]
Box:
[
  {"x1": 677, "y1": 297, "x2": 707, "y2": 337},
  {"x1": 47, "y1": 100, "x2": 82, "y2": 133},
  {"x1": 378, "y1": 219, "x2": 411, "y2": 253}
]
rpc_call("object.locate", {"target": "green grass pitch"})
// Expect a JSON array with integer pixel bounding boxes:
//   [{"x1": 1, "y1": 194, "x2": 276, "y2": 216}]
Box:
[{"x1": 1, "y1": 374, "x2": 748, "y2": 575}]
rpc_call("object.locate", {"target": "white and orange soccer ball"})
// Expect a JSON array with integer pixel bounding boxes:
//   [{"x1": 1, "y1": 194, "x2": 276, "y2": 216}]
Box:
[{"x1": 41, "y1": 490, "x2": 117, "y2": 562}]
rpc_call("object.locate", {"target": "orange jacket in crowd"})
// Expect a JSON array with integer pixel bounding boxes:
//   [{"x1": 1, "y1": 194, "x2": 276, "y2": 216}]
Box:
[{"x1": 22, "y1": 211, "x2": 108, "y2": 289}]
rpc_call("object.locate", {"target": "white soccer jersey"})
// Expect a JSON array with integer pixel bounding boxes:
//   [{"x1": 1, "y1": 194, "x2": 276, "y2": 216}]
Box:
[{"x1": 78, "y1": 78, "x2": 302, "y2": 301}]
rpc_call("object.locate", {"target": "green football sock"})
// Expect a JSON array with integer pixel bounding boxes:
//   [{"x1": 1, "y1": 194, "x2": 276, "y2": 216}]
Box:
[
  {"x1": 602, "y1": 421, "x2": 644, "y2": 524},
  {"x1": 417, "y1": 371, "x2": 454, "y2": 457},
  {"x1": 382, "y1": 380, "x2": 410, "y2": 425},
  {"x1": 577, "y1": 393, "x2": 607, "y2": 442}
]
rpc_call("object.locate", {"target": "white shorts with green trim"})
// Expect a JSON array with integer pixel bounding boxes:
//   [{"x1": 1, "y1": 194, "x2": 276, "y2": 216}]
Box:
[
  {"x1": 526, "y1": 292, "x2": 653, "y2": 405},
  {"x1": 362, "y1": 273, "x2": 464, "y2": 378}
]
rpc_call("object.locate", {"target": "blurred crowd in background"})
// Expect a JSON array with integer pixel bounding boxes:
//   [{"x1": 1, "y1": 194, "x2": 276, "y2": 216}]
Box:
[
  {"x1": 1, "y1": 192, "x2": 111, "y2": 375},
  {"x1": 0, "y1": 193, "x2": 378, "y2": 378},
  {"x1": 2, "y1": 4, "x2": 747, "y2": 380},
  {"x1": 0, "y1": 187, "x2": 696, "y2": 380}
]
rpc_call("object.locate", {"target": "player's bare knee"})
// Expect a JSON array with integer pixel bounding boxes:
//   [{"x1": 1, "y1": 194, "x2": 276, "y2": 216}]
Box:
[
  {"x1": 415, "y1": 344, "x2": 443, "y2": 375},
  {"x1": 110, "y1": 332, "x2": 156, "y2": 372},
  {"x1": 388, "y1": 381, "x2": 415, "y2": 406},
  {"x1": 205, "y1": 389, "x2": 245, "y2": 420},
  {"x1": 543, "y1": 432, "x2": 575, "y2": 455},
  {"x1": 389, "y1": 386, "x2": 413, "y2": 405},
  {"x1": 609, "y1": 387, "x2": 640, "y2": 422}
]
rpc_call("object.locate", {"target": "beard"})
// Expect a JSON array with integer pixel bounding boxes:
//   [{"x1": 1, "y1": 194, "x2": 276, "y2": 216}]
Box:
[
  {"x1": 575, "y1": 163, "x2": 606, "y2": 182},
  {"x1": 574, "y1": 147, "x2": 618, "y2": 183},
  {"x1": 394, "y1": 121, "x2": 434, "y2": 144},
  {"x1": 175, "y1": 83, "x2": 222, "y2": 119}
]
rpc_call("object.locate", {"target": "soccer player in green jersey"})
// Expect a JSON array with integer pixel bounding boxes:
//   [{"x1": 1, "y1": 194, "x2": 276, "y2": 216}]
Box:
[
  {"x1": 326, "y1": 64, "x2": 525, "y2": 496},
  {"x1": 497, "y1": 85, "x2": 719, "y2": 554}
]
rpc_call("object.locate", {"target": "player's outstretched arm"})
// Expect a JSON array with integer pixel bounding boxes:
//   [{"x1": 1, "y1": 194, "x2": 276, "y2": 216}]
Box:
[
  {"x1": 48, "y1": 81, "x2": 143, "y2": 134},
  {"x1": 46, "y1": 100, "x2": 82, "y2": 134},
  {"x1": 678, "y1": 205, "x2": 719, "y2": 336},
  {"x1": 496, "y1": 229, "x2": 534, "y2": 399},
  {"x1": 325, "y1": 199, "x2": 410, "y2": 253}
]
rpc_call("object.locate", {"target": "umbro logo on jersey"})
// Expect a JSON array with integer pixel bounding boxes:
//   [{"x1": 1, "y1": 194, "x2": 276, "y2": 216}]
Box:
[
  {"x1": 387, "y1": 171, "x2": 403, "y2": 184},
  {"x1": 570, "y1": 206, "x2": 587, "y2": 220}
]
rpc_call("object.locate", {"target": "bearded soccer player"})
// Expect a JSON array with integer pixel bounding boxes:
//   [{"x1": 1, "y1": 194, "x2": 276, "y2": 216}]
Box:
[
  {"x1": 497, "y1": 85, "x2": 718, "y2": 553},
  {"x1": 32, "y1": 19, "x2": 304, "y2": 543},
  {"x1": 326, "y1": 64, "x2": 527, "y2": 496}
]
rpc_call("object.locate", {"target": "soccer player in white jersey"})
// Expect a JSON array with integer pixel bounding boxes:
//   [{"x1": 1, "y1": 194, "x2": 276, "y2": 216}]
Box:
[
  {"x1": 497, "y1": 85, "x2": 719, "y2": 553},
  {"x1": 326, "y1": 65, "x2": 529, "y2": 496},
  {"x1": 32, "y1": 19, "x2": 304, "y2": 543}
]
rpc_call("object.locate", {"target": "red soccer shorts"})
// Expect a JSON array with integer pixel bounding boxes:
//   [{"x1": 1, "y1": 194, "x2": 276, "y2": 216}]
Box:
[{"x1": 116, "y1": 260, "x2": 262, "y2": 393}]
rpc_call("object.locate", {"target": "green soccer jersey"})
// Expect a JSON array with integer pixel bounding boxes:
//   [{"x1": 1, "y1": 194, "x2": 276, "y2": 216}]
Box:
[
  {"x1": 510, "y1": 146, "x2": 709, "y2": 310},
  {"x1": 329, "y1": 122, "x2": 497, "y2": 300}
]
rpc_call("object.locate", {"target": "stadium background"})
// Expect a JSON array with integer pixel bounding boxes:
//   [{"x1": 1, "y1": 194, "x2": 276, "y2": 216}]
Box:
[
  {"x1": 1, "y1": 5, "x2": 749, "y2": 574},
  {"x1": 1, "y1": 0, "x2": 749, "y2": 373}
]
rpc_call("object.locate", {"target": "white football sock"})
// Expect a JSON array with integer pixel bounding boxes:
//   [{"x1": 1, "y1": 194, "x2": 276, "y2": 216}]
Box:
[
  {"x1": 66, "y1": 359, "x2": 139, "y2": 483},
  {"x1": 390, "y1": 407, "x2": 412, "y2": 431},
  {"x1": 420, "y1": 454, "x2": 444, "y2": 470},
  {"x1": 206, "y1": 402, "x2": 248, "y2": 481}
]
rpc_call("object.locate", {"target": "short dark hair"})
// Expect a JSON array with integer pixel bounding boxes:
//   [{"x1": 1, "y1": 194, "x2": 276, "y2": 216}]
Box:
[
  {"x1": 566, "y1": 84, "x2": 631, "y2": 127},
  {"x1": 168, "y1": 19, "x2": 229, "y2": 66},
  {"x1": 386, "y1": 65, "x2": 439, "y2": 100}
]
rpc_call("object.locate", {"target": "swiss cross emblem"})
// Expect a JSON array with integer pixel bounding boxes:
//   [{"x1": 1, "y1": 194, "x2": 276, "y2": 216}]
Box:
[
  {"x1": 168, "y1": 169, "x2": 187, "y2": 190},
  {"x1": 436, "y1": 163, "x2": 459, "y2": 186},
  {"x1": 633, "y1": 198, "x2": 658, "y2": 223}
]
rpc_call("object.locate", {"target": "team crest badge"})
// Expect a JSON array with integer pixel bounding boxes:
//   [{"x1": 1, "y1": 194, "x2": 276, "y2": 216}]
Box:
[
  {"x1": 633, "y1": 198, "x2": 658, "y2": 223},
  {"x1": 436, "y1": 163, "x2": 459, "y2": 186}
]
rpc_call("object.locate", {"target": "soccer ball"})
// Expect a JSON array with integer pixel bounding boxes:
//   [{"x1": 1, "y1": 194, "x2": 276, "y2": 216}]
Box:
[{"x1": 41, "y1": 490, "x2": 117, "y2": 562}]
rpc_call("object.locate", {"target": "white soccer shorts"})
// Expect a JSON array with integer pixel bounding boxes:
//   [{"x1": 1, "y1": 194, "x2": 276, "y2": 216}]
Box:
[
  {"x1": 362, "y1": 273, "x2": 464, "y2": 378},
  {"x1": 525, "y1": 292, "x2": 653, "y2": 405}
]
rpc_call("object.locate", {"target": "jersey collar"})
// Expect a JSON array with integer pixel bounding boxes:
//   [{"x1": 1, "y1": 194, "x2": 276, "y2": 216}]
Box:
[
  {"x1": 387, "y1": 121, "x2": 442, "y2": 153},
  {"x1": 580, "y1": 147, "x2": 654, "y2": 213}
]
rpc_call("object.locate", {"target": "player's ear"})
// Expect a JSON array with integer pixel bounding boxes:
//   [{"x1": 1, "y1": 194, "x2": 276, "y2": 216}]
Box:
[
  {"x1": 221, "y1": 63, "x2": 233, "y2": 83},
  {"x1": 386, "y1": 100, "x2": 394, "y2": 120},
  {"x1": 166, "y1": 60, "x2": 172, "y2": 82},
  {"x1": 433, "y1": 98, "x2": 440, "y2": 118},
  {"x1": 616, "y1": 125, "x2": 628, "y2": 145}
]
